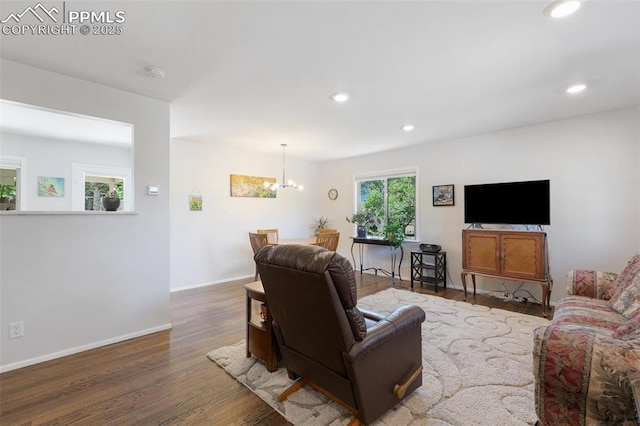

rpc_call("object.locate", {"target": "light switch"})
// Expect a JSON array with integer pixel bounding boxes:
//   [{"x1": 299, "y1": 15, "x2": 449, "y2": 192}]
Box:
[{"x1": 148, "y1": 185, "x2": 159, "y2": 195}]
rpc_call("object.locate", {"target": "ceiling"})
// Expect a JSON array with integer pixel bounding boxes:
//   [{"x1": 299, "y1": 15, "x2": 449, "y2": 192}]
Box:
[{"x1": 0, "y1": 0, "x2": 638, "y2": 162}]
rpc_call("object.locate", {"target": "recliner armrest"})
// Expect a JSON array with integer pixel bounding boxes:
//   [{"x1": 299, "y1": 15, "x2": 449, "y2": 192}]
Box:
[
  {"x1": 348, "y1": 305, "x2": 425, "y2": 360},
  {"x1": 359, "y1": 308, "x2": 385, "y2": 322}
]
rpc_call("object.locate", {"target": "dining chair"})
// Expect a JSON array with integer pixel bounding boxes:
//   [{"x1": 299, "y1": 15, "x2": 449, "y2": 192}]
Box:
[
  {"x1": 249, "y1": 232, "x2": 270, "y2": 280},
  {"x1": 317, "y1": 229, "x2": 338, "y2": 234},
  {"x1": 257, "y1": 228, "x2": 279, "y2": 244},
  {"x1": 315, "y1": 232, "x2": 340, "y2": 251}
]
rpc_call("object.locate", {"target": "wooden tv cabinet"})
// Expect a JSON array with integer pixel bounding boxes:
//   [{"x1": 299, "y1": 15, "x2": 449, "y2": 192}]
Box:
[{"x1": 461, "y1": 229, "x2": 552, "y2": 317}]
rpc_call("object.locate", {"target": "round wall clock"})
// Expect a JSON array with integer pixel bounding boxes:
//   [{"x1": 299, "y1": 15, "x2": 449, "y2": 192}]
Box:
[{"x1": 328, "y1": 188, "x2": 338, "y2": 200}]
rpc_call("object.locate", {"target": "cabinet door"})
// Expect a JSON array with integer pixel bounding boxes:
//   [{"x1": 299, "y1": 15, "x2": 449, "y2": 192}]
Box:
[
  {"x1": 463, "y1": 231, "x2": 500, "y2": 274},
  {"x1": 501, "y1": 233, "x2": 545, "y2": 279}
]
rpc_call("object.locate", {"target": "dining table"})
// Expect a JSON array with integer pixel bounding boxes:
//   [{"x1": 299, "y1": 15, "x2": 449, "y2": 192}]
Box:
[{"x1": 275, "y1": 237, "x2": 317, "y2": 245}]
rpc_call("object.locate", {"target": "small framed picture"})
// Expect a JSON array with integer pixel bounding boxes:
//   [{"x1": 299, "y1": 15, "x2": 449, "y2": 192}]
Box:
[
  {"x1": 189, "y1": 195, "x2": 203, "y2": 211},
  {"x1": 433, "y1": 184, "x2": 454, "y2": 206}
]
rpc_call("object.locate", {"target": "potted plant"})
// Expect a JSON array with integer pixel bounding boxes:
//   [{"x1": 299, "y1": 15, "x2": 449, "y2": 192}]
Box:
[
  {"x1": 102, "y1": 190, "x2": 121, "y2": 211},
  {"x1": 310, "y1": 216, "x2": 330, "y2": 235},
  {"x1": 383, "y1": 223, "x2": 406, "y2": 248},
  {"x1": 346, "y1": 211, "x2": 374, "y2": 237}
]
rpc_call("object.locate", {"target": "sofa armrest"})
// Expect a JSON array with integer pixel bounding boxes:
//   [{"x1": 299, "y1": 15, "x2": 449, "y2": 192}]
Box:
[
  {"x1": 566, "y1": 269, "x2": 618, "y2": 299},
  {"x1": 629, "y1": 368, "x2": 640, "y2": 424},
  {"x1": 533, "y1": 323, "x2": 639, "y2": 425}
]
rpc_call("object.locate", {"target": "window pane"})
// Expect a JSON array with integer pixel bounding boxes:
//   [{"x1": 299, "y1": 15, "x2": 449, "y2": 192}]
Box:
[
  {"x1": 0, "y1": 168, "x2": 17, "y2": 211},
  {"x1": 356, "y1": 172, "x2": 417, "y2": 240},
  {"x1": 84, "y1": 175, "x2": 124, "y2": 211},
  {"x1": 388, "y1": 176, "x2": 416, "y2": 236}
]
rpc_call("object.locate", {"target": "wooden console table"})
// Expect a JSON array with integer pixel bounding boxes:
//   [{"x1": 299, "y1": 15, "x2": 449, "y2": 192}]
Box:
[
  {"x1": 461, "y1": 229, "x2": 553, "y2": 317},
  {"x1": 350, "y1": 237, "x2": 403, "y2": 285},
  {"x1": 244, "y1": 280, "x2": 279, "y2": 372}
]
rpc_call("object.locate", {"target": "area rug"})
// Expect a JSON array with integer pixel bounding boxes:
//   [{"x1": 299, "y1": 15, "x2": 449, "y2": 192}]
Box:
[{"x1": 207, "y1": 288, "x2": 550, "y2": 425}]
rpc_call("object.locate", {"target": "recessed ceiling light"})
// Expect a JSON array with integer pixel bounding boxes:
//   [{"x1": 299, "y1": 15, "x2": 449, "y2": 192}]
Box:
[
  {"x1": 144, "y1": 65, "x2": 165, "y2": 79},
  {"x1": 331, "y1": 92, "x2": 350, "y2": 103},
  {"x1": 544, "y1": 0, "x2": 581, "y2": 18},
  {"x1": 402, "y1": 124, "x2": 415, "y2": 132},
  {"x1": 566, "y1": 83, "x2": 587, "y2": 94}
]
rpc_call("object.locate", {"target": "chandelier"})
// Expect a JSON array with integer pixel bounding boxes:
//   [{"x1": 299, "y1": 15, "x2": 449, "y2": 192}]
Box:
[{"x1": 264, "y1": 144, "x2": 303, "y2": 191}]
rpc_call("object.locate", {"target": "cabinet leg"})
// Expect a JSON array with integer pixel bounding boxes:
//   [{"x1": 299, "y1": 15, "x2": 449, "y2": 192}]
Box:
[
  {"x1": 461, "y1": 273, "x2": 468, "y2": 299},
  {"x1": 471, "y1": 275, "x2": 477, "y2": 295}
]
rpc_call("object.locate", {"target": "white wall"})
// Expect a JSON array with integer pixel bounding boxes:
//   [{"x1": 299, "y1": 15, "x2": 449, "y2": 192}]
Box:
[
  {"x1": 1, "y1": 132, "x2": 131, "y2": 211},
  {"x1": 317, "y1": 107, "x2": 640, "y2": 304},
  {"x1": 0, "y1": 60, "x2": 171, "y2": 371},
  {"x1": 170, "y1": 139, "x2": 320, "y2": 290}
]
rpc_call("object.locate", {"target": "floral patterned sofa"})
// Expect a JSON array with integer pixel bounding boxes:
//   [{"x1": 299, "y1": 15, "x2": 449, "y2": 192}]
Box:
[{"x1": 533, "y1": 254, "x2": 640, "y2": 425}]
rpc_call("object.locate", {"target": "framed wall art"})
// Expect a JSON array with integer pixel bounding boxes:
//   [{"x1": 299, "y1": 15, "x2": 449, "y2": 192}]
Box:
[
  {"x1": 230, "y1": 174, "x2": 276, "y2": 198},
  {"x1": 433, "y1": 184, "x2": 454, "y2": 206},
  {"x1": 37, "y1": 176, "x2": 65, "y2": 197}
]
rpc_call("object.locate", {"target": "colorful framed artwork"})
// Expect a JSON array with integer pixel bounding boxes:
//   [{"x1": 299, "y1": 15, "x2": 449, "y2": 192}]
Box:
[
  {"x1": 230, "y1": 174, "x2": 276, "y2": 198},
  {"x1": 38, "y1": 176, "x2": 65, "y2": 197},
  {"x1": 189, "y1": 195, "x2": 202, "y2": 211},
  {"x1": 433, "y1": 184, "x2": 454, "y2": 206}
]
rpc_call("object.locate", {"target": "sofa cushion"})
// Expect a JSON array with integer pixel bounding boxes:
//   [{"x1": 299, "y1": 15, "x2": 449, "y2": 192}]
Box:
[
  {"x1": 568, "y1": 269, "x2": 618, "y2": 300},
  {"x1": 553, "y1": 296, "x2": 627, "y2": 330},
  {"x1": 612, "y1": 314, "x2": 640, "y2": 340},
  {"x1": 609, "y1": 273, "x2": 640, "y2": 319},
  {"x1": 606, "y1": 253, "x2": 640, "y2": 301}
]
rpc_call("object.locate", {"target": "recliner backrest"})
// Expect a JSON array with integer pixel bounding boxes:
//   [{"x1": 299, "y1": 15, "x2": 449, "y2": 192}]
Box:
[{"x1": 254, "y1": 245, "x2": 366, "y2": 375}]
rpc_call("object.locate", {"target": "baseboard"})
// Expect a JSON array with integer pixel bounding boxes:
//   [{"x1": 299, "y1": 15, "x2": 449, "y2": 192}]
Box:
[
  {"x1": 171, "y1": 274, "x2": 254, "y2": 293},
  {"x1": 0, "y1": 323, "x2": 173, "y2": 373}
]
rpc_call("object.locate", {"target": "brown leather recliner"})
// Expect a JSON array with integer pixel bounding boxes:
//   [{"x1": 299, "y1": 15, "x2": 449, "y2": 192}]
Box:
[{"x1": 254, "y1": 244, "x2": 426, "y2": 425}]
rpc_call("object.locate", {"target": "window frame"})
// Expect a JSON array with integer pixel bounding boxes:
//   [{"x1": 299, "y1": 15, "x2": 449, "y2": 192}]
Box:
[{"x1": 353, "y1": 167, "x2": 419, "y2": 241}]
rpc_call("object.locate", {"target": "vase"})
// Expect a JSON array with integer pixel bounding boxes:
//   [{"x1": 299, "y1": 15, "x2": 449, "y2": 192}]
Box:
[
  {"x1": 357, "y1": 225, "x2": 367, "y2": 238},
  {"x1": 102, "y1": 197, "x2": 121, "y2": 211}
]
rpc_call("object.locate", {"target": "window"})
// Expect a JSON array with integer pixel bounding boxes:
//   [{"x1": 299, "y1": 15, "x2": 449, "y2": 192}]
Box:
[
  {"x1": 71, "y1": 164, "x2": 133, "y2": 211},
  {"x1": 0, "y1": 168, "x2": 17, "y2": 210},
  {"x1": 355, "y1": 168, "x2": 417, "y2": 240},
  {"x1": 0, "y1": 156, "x2": 26, "y2": 211},
  {"x1": 84, "y1": 176, "x2": 124, "y2": 211}
]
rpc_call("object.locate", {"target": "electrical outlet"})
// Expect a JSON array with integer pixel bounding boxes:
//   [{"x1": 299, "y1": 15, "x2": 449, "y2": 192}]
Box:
[{"x1": 9, "y1": 321, "x2": 24, "y2": 339}]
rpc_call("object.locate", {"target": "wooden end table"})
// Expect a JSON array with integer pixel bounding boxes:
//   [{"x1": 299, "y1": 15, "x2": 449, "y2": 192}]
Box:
[{"x1": 244, "y1": 280, "x2": 279, "y2": 372}]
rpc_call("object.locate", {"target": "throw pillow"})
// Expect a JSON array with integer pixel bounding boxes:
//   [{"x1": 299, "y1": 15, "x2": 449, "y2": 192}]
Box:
[
  {"x1": 609, "y1": 273, "x2": 640, "y2": 318},
  {"x1": 606, "y1": 253, "x2": 640, "y2": 304},
  {"x1": 612, "y1": 313, "x2": 640, "y2": 340}
]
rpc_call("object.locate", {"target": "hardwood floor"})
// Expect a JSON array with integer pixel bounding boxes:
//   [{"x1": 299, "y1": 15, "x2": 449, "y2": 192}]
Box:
[{"x1": 0, "y1": 273, "x2": 550, "y2": 425}]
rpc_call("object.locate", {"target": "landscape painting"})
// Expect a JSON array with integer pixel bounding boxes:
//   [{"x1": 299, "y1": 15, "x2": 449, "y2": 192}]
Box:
[{"x1": 230, "y1": 174, "x2": 276, "y2": 198}]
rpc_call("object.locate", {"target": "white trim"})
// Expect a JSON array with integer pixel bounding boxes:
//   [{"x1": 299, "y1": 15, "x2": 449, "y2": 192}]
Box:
[
  {"x1": 0, "y1": 323, "x2": 172, "y2": 373},
  {"x1": 171, "y1": 274, "x2": 254, "y2": 292},
  {"x1": 71, "y1": 163, "x2": 134, "y2": 211},
  {"x1": 354, "y1": 165, "x2": 418, "y2": 181}
]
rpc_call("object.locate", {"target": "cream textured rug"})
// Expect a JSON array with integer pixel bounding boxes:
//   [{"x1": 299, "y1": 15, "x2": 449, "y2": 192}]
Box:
[{"x1": 207, "y1": 288, "x2": 550, "y2": 425}]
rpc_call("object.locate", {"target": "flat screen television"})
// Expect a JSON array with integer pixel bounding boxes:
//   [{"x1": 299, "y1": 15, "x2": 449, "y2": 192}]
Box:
[{"x1": 464, "y1": 179, "x2": 550, "y2": 225}]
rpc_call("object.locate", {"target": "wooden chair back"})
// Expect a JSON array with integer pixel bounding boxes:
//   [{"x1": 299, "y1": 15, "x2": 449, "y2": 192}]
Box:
[
  {"x1": 317, "y1": 229, "x2": 338, "y2": 234},
  {"x1": 315, "y1": 232, "x2": 340, "y2": 251},
  {"x1": 257, "y1": 228, "x2": 279, "y2": 244},
  {"x1": 249, "y1": 232, "x2": 270, "y2": 280}
]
